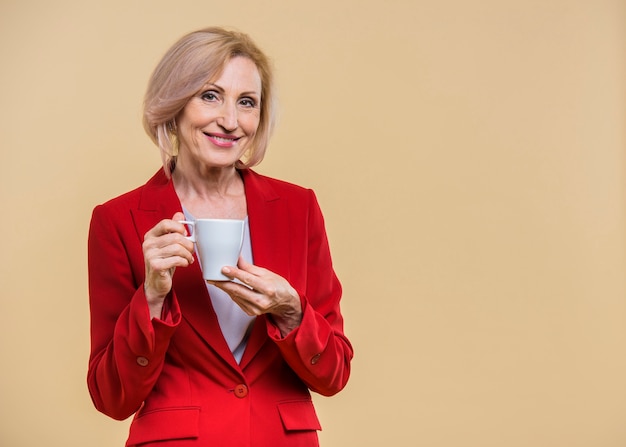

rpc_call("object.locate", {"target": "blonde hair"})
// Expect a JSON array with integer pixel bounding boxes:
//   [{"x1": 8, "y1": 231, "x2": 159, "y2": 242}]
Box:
[{"x1": 143, "y1": 27, "x2": 276, "y2": 176}]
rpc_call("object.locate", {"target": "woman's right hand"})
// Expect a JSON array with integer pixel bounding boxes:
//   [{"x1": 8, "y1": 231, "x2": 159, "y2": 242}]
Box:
[{"x1": 142, "y1": 211, "x2": 195, "y2": 318}]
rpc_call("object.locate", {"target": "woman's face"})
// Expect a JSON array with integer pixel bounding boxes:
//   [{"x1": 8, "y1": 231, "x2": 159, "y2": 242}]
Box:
[{"x1": 176, "y1": 56, "x2": 262, "y2": 172}]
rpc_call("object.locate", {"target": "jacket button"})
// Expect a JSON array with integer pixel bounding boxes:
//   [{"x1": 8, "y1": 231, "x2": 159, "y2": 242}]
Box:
[
  {"x1": 310, "y1": 353, "x2": 321, "y2": 365},
  {"x1": 136, "y1": 356, "x2": 149, "y2": 367},
  {"x1": 234, "y1": 384, "x2": 248, "y2": 398}
]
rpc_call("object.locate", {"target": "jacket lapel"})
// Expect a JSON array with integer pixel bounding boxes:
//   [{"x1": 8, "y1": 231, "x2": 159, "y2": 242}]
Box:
[
  {"x1": 238, "y1": 169, "x2": 291, "y2": 369},
  {"x1": 130, "y1": 169, "x2": 239, "y2": 371}
]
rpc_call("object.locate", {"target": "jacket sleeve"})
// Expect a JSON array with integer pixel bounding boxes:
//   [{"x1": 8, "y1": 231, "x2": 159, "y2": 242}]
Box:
[
  {"x1": 87, "y1": 204, "x2": 180, "y2": 420},
  {"x1": 267, "y1": 190, "x2": 353, "y2": 396}
]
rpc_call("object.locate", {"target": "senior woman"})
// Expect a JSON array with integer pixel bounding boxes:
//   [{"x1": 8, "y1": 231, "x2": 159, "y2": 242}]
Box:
[{"x1": 87, "y1": 27, "x2": 353, "y2": 447}]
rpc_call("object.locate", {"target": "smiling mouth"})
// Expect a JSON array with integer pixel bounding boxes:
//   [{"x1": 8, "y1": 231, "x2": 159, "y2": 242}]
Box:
[{"x1": 203, "y1": 132, "x2": 241, "y2": 147}]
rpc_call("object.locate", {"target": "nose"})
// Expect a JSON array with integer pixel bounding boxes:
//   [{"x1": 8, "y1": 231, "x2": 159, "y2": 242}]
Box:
[{"x1": 217, "y1": 101, "x2": 238, "y2": 132}]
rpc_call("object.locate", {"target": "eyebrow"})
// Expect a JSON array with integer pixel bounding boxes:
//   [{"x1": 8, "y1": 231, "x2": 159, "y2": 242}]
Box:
[{"x1": 205, "y1": 83, "x2": 261, "y2": 97}]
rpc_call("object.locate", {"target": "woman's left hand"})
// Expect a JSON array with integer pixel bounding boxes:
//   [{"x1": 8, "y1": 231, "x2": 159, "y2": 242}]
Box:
[{"x1": 209, "y1": 257, "x2": 303, "y2": 337}]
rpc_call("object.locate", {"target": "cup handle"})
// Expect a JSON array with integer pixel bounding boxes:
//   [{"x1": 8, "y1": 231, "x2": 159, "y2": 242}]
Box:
[{"x1": 179, "y1": 220, "x2": 195, "y2": 242}]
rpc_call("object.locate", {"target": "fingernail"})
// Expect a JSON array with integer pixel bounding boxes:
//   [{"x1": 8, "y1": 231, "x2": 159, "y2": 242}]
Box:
[{"x1": 222, "y1": 267, "x2": 231, "y2": 274}]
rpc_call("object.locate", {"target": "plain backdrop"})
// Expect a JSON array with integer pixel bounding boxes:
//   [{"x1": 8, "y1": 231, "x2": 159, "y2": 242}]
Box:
[{"x1": 0, "y1": 0, "x2": 624, "y2": 446}]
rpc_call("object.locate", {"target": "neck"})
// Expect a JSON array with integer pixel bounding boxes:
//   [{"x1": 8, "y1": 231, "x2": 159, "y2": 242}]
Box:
[{"x1": 171, "y1": 164, "x2": 246, "y2": 219}]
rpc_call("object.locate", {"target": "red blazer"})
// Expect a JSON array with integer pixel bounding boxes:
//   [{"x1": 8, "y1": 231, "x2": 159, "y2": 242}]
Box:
[{"x1": 87, "y1": 168, "x2": 353, "y2": 447}]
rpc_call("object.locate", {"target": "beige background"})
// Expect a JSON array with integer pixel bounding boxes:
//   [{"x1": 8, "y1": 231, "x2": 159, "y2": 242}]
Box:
[{"x1": 1, "y1": 0, "x2": 625, "y2": 446}]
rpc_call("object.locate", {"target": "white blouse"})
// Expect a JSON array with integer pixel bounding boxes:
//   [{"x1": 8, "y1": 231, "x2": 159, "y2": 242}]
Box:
[{"x1": 183, "y1": 209, "x2": 256, "y2": 364}]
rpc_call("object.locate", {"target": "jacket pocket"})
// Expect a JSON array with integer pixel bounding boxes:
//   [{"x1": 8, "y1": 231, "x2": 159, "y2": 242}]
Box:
[
  {"x1": 277, "y1": 400, "x2": 322, "y2": 432},
  {"x1": 126, "y1": 406, "x2": 200, "y2": 446}
]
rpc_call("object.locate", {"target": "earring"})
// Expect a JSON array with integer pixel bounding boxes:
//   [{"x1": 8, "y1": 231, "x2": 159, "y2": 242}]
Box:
[
  {"x1": 167, "y1": 120, "x2": 179, "y2": 157},
  {"x1": 170, "y1": 132, "x2": 179, "y2": 157}
]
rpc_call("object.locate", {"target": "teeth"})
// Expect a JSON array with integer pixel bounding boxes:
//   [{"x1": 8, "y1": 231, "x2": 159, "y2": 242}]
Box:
[{"x1": 213, "y1": 135, "x2": 235, "y2": 142}]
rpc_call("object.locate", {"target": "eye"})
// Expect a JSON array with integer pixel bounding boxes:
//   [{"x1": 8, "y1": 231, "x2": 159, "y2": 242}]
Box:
[
  {"x1": 200, "y1": 90, "x2": 219, "y2": 102},
  {"x1": 239, "y1": 97, "x2": 258, "y2": 108}
]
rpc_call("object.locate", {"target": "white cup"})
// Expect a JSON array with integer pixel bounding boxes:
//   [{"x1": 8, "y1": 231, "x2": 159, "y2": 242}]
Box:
[{"x1": 180, "y1": 219, "x2": 245, "y2": 281}]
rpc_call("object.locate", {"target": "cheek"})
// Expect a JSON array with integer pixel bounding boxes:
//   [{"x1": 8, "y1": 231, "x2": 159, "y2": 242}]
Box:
[
  {"x1": 243, "y1": 115, "x2": 261, "y2": 136},
  {"x1": 181, "y1": 101, "x2": 212, "y2": 127}
]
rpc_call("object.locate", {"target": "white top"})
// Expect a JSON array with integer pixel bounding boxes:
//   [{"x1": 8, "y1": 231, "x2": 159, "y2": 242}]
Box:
[{"x1": 183, "y1": 209, "x2": 256, "y2": 364}]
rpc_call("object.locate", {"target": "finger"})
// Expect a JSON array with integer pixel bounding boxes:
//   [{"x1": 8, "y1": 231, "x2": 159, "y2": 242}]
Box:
[
  {"x1": 209, "y1": 277, "x2": 248, "y2": 296},
  {"x1": 230, "y1": 294, "x2": 261, "y2": 316},
  {"x1": 210, "y1": 280, "x2": 255, "y2": 301},
  {"x1": 172, "y1": 212, "x2": 192, "y2": 237},
  {"x1": 144, "y1": 233, "x2": 195, "y2": 263},
  {"x1": 221, "y1": 258, "x2": 270, "y2": 288},
  {"x1": 145, "y1": 217, "x2": 189, "y2": 240},
  {"x1": 220, "y1": 265, "x2": 259, "y2": 290},
  {"x1": 144, "y1": 231, "x2": 191, "y2": 249},
  {"x1": 146, "y1": 254, "x2": 193, "y2": 273},
  {"x1": 210, "y1": 281, "x2": 263, "y2": 316},
  {"x1": 236, "y1": 256, "x2": 269, "y2": 277}
]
